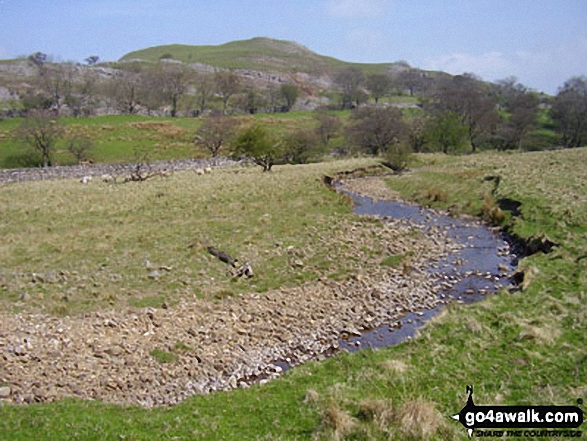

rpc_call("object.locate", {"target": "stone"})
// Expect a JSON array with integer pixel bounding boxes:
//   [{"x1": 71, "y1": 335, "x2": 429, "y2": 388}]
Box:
[{"x1": 0, "y1": 387, "x2": 11, "y2": 398}]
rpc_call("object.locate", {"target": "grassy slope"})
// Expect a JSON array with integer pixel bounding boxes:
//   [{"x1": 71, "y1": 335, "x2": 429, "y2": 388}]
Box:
[
  {"x1": 119, "y1": 37, "x2": 399, "y2": 76},
  {"x1": 1, "y1": 149, "x2": 585, "y2": 440},
  {"x1": 0, "y1": 111, "x2": 335, "y2": 168}
]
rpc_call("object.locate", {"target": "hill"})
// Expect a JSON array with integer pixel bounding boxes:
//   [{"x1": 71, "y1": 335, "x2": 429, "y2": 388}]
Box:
[{"x1": 119, "y1": 37, "x2": 405, "y2": 76}]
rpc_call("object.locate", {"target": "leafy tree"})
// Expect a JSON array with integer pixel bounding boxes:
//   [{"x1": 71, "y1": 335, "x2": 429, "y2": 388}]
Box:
[
  {"x1": 231, "y1": 124, "x2": 280, "y2": 171},
  {"x1": 425, "y1": 111, "x2": 467, "y2": 154},
  {"x1": 365, "y1": 73, "x2": 392, "y2": 104},
  {"x1": 551, "y1": 76, "x2": 587, "y2": 148},
  {"x1": 346, "y1": 107, "x2": 405, "y2": 155},
  {"x1": 14, "y1": 110, "x2": 64, "y2": 167},
  {"x1": 282, "y1": 130, "x2": 323, "y2": 164},
  {"x1": 280, "y1": 83, "x2": 299, "y2": 111},
  {"x1": 215, "y1": 71, "x2": 240, "y2": 115},
  {"x1": 194, "y1": 116, "x2": 240, "y2": 157}
]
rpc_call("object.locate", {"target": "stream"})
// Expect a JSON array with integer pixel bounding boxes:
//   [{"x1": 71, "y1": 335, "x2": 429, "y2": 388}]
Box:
[{"x1": 335, "y1": 187, "x2": 518, "y2": 353}]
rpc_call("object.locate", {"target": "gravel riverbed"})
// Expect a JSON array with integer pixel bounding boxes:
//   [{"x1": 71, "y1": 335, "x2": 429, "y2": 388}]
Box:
[{"x1": 0, "y1": 174, "x2": 498, "y2": 407}]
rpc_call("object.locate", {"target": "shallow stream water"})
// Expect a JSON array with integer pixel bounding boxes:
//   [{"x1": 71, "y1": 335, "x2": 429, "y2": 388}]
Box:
[{"x1": 335, "y1": 188, "x2": 518, "y2": 353}]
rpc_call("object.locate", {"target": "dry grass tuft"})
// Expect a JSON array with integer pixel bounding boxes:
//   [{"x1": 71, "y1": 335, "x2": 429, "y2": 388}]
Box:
[
  {"x1": 304, "y1": 389, "x2": 321, "y2": 406},
  {"x1": 379, "y1": 359, "x2": 409, "y2": 375},
  {"x1": 424, "y1": 187, "x2": 448, "y2": 203},
  {"x1": 358, "y1": 399, "x2": 395, "y2": 428},
  {"x1": 481, "y1": 193, "x2": 506, "y2": 224},
  {"x1": 320, "y1": 403, "x2": 357, "y2": 439},
  {"x1": 397, "y1": 399, "x2": 446, "y2": 439},
  {"x1": 517, "y1": 323, "x2": 561, "y2": 345}
]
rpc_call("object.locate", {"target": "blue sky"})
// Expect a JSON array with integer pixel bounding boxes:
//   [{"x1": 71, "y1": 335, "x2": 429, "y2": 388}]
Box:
[{"x1": 0, "y1": 0, "x2": 585, "y2": 94}]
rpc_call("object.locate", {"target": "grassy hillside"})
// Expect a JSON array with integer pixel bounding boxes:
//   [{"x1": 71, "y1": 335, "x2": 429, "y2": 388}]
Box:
[
  {"x1": 119, "y1": 37, "x2": 401, "y2": 76},
  {"x1": 1, "y1": 149, "x2": 585, "y2": 439}
]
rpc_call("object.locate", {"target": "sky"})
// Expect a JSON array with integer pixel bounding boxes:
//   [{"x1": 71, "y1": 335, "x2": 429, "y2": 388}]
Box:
[{"x1": 0, "y1": 0, "x2": 585, "y2": 94}]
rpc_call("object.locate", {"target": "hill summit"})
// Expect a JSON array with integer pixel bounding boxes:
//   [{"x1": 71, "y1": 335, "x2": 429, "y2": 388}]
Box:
[{"x1": 119, "y1": 37, "x2": 401, "y2": 76}]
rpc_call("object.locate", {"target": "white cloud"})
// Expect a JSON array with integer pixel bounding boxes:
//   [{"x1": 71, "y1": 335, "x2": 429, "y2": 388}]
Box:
[
  {"x1": 423, "y1": 37, "x2": 587, "y2": 94},
  {"x1": 326, "y1": 0, "x2": 391, "y2": 18}
]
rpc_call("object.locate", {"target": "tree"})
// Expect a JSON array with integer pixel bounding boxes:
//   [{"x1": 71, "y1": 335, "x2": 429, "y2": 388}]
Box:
[
  {"x1": 396, "y1": 68, "x2": 427, "y2": 96},
  {"x1": 109, "y1": 71, "x2": 141, "y2": 114},
  {"x1": 194, "y1": 116, "x2": 240, "y2": 157},
  {"x1": 405, "y1": 113, "x2": 429, "y2": 153},
  {"x1": 157, "y1": 63, "x2": 192, "y2": 117},
  {"x1": 425, "y1": 111, "x2": 467, "y2": 154},
  {"x1": 231, "y1": 124, "x2": 280, "y2": 171},
  {"x1": 346, "y1": 107, "x2": 405, "y2": 155},
  {"x1": 194, "y1": 73, "x2": 215, "y2": 116},
  {"x1": 67, "y1": 135, "x2": 94, "y2": 164},
  {"x1": 314, "y1": 112, "x2": 342, "y2": 148},
  {"x1": 28, "y1": 52, "x2": 48, "y2": 67},
  {"x1": 506, "y1": 91, "x2": 540, "y2": 150},
  {"x1": 432, "y1": 74, "x2": 499, "y2": 152},
  {"x1": 334, "y1": 67, "x2": 364, "y2": 109},
  {"x1": 551, "y1": 76, "x2": 587, "y2": 148},
  {"x1": 85, "y1": 56, "x2": 100, "y2": 66},
  {"x1": 280, "y1": 83, "x2": 299, "y2": 111},
  {"x1": 365, "y1": 73, "x2": 392, "y2": 104},
  {"x1": 14, "y1": 110, "x2": 64, "y2": 167},
  {"x1": 282, "y1": 130, "x2": 323, "y2": 164},
  {"x1": 215, "y1": 71, "x2": 240, "y2": 115}
]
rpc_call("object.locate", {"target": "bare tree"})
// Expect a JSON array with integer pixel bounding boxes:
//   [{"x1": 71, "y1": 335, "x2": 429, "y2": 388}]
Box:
[
  {"x1": 14, "y1": 110, "x2": 64, "y2": 167},
  {"x1": 346, "y1": 107, "x2": 405, "y2": 155},
  {"x1": 551, "y1": 76, "x2": 587, "y2": 148},
  {"x1": 109, "y1": 71, "x2": 141, "y2": 114},
  {"x1": 506, "y1": 91, "x2": 540, "y2": 150},
  {"x1": 194, "y1": 116, "x2": 240, "y2": 157},
  {"x1": 314, "y1": 112, "x2": 342, "y2": 147},
  {"x1": 194, "y1": 73, "x2": 215, "y2": 115},
  {"x1": 214, "y1": 71, "x2": 240, "y2": 115},
  {"x1": 334, "y1": 67, "x2": 364, "y2": 109},
  {"x1": 158, "y1": 63, "x2": 192, "y2": 117},
  {"x1": 67, "y1": 135, "x2": 94, "y2": 164},
  {"x1": 365, "y1": 73, "x2": 392, "y2": 104},
  {"x1": 432, "y1": 74, "x2": 499, "y2": 152},
  {"x1": 396, "y1": 68, "x2": 427, "y2": 96},
  {"x1": 84, "y1": 56, "x2": 99, "y2": 66}
]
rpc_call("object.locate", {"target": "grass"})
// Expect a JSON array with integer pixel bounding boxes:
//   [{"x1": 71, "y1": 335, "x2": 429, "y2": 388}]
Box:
[
  {"x1": 1, "y1": 149, "x2": 586, "y2": 440},
  {"x1": 118, "y1": 37, "x2": 401, "y2": 77},
  {"x1": 0, "y1": 112, "x2": 334, "y2": 168},
  {"x1": 0, "y1": 158, "x2": 387, "y2": 315}
]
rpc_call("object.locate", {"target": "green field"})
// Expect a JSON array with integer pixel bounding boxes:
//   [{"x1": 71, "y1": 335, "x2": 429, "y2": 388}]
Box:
[
  {"x1": 1, "y1": 148, "x2": 585, "y2": 440},
  {"x1": 0, "y1": 112, "x2": 338, "y2": 168}
]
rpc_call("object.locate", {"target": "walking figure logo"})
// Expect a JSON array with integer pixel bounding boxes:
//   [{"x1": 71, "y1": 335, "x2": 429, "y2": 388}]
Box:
[{"x1": 451, "y1": 385, "x2": 583, "y2": 438}]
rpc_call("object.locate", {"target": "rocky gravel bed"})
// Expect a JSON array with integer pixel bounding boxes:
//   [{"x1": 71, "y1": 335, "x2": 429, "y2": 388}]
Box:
[
  {"x1": 0, "y1": 157, "x2": 239, "y2": 184},
  {"x1": 0, "y1": 199, "x2": 464, "y2": 407}
]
